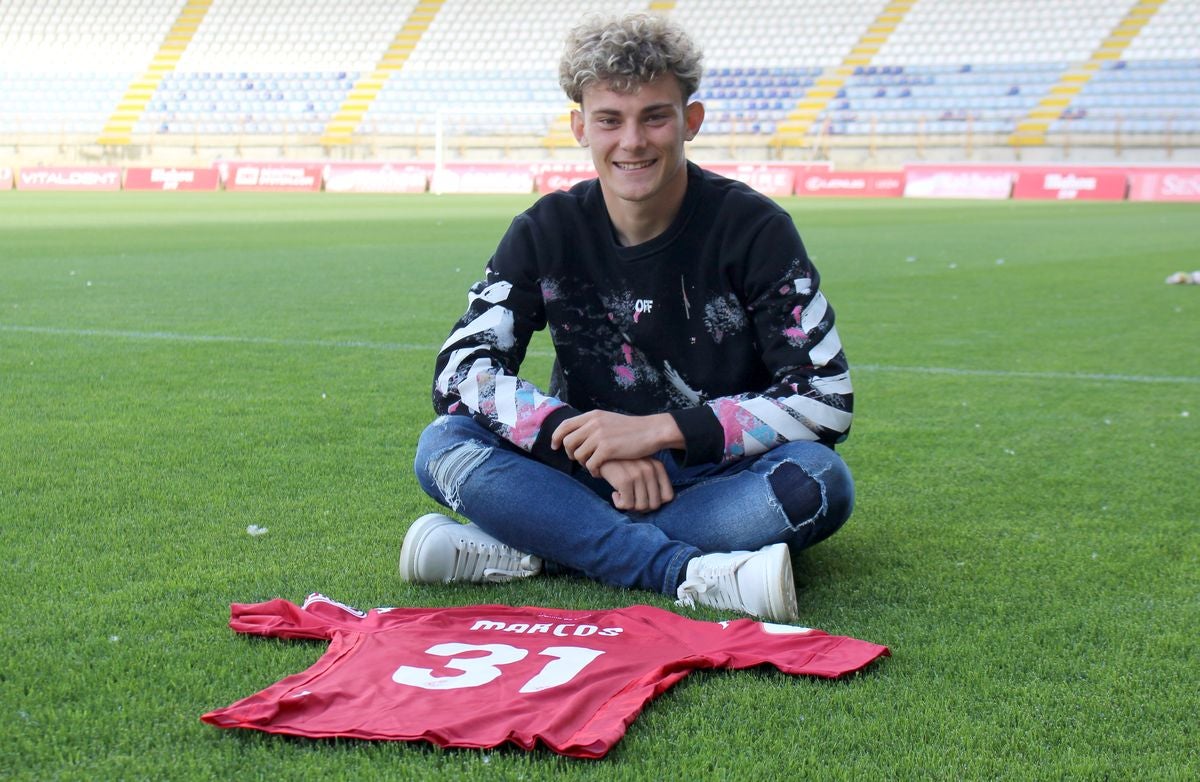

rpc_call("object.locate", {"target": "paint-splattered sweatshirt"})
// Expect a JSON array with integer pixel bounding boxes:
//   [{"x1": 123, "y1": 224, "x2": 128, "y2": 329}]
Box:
[{"x1": 432, "y1": 162, "x2": 852, "y2": 472}]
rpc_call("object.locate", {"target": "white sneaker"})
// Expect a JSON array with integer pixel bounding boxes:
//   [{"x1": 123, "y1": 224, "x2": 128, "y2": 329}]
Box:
[
  {"x1": 675, "y1": 543, "x2": 799, "y2": 623},
  {"x1": 399, "y1": 513, "x2": 542, "y2": 584}
]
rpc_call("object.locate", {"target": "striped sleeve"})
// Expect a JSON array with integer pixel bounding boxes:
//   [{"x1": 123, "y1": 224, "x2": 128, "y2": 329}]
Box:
[
  {"x1": 431, "y1": 217, "x2": 579, "y2": 470},
  {"x1": 697, "y1": 216, "x2": 853, "y2": 462}
]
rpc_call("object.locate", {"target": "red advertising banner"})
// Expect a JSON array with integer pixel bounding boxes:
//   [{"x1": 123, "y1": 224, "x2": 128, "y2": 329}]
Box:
[
  {"x1": 323, "y1": 162, "x2": 430, "y2": 194},
  {"x1": 903, "y1": 165, "x2": 1015, "y2": 199},
  {"x1": 533, "y1": 161, "x2": 596, "y2": 194},
  {"x1": 702, "y1": 163, "x2": 798, "y2": 197},
  {"x1": 125, "y1": 167, "x2": 219, "y2": 191},
  {"x1": 534, "y1": 161, "x2": 835, "y2": 196},
  {"x1": 0, "y1": 167, "x2": 12, "y2": 190},
  {"x1": 431, "y1": 162, "x2": 534, "y2": 194},
  {"x1": 221, "y1": 162, "x2": 323, "y2": 192},
  {"x1": 795, "y1": 171, "x2": 904, "y2": 197},
  {"x1": 1127, "y1": 167, "x2": 1200, "y2": 202},
  {"x1": 1012, "y1": 170, "x2": 1127, "y2": 201},
  {"x1": 17, "y1": 166, "x2": 122, "y2": 191}
]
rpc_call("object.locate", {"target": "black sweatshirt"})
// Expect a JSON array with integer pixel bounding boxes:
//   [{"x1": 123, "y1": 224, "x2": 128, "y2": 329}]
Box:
[{"x1": 433, "y1": 162, "x2": 852, "y2": 472}]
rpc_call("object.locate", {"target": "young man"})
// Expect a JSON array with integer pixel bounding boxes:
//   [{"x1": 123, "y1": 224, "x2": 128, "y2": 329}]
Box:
[{"x1": 401, "y1": 14, "x2": 854, "y2": 623}]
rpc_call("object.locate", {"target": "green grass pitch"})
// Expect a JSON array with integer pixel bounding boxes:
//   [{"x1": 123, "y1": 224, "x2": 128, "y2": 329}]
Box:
[{"x1": 1, "y1": 190, "x2": 1197, "y2": 780}]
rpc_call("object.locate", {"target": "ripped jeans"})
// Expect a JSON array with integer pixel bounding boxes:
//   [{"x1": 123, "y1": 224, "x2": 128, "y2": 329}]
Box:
[{"x1": 413, "y1": 415, "x2": 854, "y2": 597}]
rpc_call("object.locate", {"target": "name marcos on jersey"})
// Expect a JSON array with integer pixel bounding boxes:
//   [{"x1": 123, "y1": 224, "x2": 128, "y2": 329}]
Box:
[{"x1": 468, "y1": 618, "x2": 624, "y2": 637}]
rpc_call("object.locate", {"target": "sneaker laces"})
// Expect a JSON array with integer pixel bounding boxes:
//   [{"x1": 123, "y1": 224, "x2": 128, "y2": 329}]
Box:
[
  {"x1": 454, "y1": 537, "x2": 539, "y2": 583},
  {"x1": 675, "y1": 557, "x2": 748, "y2": 611}
]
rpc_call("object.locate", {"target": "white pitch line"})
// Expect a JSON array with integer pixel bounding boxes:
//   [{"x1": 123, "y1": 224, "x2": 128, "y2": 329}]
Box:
[
  {"x1": 855, "y1": 363, "x2": 1200, "y2": 386},
  {"x1": 0, "y1": 324, "x2": 432, "y2": 353},
  {"x1": 3, "y1": 324, "x2": 1198, "y2": 385},
  {"x1": 1, "y1": 323, "x2": 564, "y2": 358}
]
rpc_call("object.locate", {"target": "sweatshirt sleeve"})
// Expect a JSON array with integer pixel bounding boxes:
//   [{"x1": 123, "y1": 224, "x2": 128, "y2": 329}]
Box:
[
  {"x1": 432, "y1": 214, "x2": 581, "y2": 472},
  {"x1": 679, "y1": 212, "x2": 853, "y2": 464}
]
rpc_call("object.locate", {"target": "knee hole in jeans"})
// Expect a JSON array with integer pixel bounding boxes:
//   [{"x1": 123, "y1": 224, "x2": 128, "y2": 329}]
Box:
[
  {"x1": 429, "y1": 440, "x2": 491, "y2": 512},
  {"x1": 767, "y1": 462, "x2": 826, "y2": 531}
]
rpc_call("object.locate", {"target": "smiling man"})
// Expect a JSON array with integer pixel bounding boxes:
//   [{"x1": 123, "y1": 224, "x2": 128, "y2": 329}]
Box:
[
  {"x1": 401, "y1": 14, "x2": 855, "y2": 623},
  {"x1": 570, "y1": 73, "x2": 704, "y2": 246}
]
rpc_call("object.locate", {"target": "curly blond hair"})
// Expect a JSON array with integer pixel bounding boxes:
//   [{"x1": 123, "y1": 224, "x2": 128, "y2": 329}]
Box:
[{"x1": 558, "y1": 13, "x2": 704, "y2": 104}]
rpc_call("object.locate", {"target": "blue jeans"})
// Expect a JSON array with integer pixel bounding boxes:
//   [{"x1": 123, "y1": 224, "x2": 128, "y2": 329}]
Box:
[{"x1": 413, "y1": 415, "x2": 854, "y2": 597}]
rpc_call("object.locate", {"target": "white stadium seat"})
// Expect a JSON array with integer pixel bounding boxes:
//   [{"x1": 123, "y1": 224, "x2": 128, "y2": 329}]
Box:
[{"x1": 0, "y1": 0, "x2": 1196, "y2": 140}]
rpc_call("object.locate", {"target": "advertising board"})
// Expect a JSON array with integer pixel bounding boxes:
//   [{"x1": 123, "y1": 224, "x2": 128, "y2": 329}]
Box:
[{"x1": 17, "y1": 167, "x2": 122, "y2": 191}]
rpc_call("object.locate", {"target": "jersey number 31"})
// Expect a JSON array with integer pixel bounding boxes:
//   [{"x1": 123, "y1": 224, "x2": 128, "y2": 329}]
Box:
[{"x1": 392, "y1": 643, "x2": 605, "y2": 694}]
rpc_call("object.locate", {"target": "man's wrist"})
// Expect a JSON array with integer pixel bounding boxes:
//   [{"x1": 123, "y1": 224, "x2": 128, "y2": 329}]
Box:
[{"x1": 650, "y1": 412, "x2": 686, "y2": 451}]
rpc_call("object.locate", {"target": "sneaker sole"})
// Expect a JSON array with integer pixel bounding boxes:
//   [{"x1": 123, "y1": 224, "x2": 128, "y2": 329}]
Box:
[
  {"x1": 398, "y1": 513, "x2": 456, "y2": 583},
  {"x1": 763, "y1": 543, "x2": 800, "y2": 623}
]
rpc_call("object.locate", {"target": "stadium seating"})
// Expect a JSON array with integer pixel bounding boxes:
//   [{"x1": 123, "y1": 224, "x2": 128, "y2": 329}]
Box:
[
  {"x1": 140, "y1": 0, "x2": 420, "y2": 136},
  {"x1": 1054, "y1": 60, "x2": 1200, "y2": 135},
  {"x1": 0, "y1": 0, "x2": 1197, "y2": 147},
  {"x1": 1054, "y1": 0, "x2": 1200, "y2": 136},
  {"x1": 0, "y1": 0, "x2": 174, "y2": 136},
  {"x1": 136, "y1": 70, "x2": 358, "y2": 136},
  {"x1": 676, "y1": 0, "x2": 886, "y2": 69},
  {"x1": 363, "y1": 0, "x2": 644, "y2": 138}
]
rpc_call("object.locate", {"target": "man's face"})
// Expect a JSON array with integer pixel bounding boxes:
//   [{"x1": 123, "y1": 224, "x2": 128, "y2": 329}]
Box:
[{"x1": 571, "y1": 75, "x2": 704, "y2": 211}]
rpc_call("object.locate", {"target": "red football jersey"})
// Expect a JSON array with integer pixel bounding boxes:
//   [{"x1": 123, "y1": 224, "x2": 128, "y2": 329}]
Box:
[{"x1": 201, "y1": 594, "x2": 889, "y2": 758}]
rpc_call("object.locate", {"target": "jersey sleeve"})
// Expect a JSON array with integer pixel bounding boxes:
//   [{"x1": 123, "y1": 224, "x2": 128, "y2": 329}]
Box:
[
  {"x1": 432, "y1": 214, "x2": 580, "y2": 472},
  {"x1": 226, "y1": 598, "x2": 338, "y2": 641},
  {"x1": 689, "y1": 616, "x2": 890, "y2": 678},
  {"x1": 226, "y1": 594, "x2": 415, "y2": 640},
  {"x1": 671, "y1": 213, "x2": 853, "y2": 463}
]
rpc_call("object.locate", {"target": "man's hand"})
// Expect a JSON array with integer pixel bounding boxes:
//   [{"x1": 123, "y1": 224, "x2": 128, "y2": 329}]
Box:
[
  {"x1": 597, "y1": 458, "x2": 675, "y2": 512},
  {"x1": 551, "y1": 410, "x2": 685, "y2": 475}
]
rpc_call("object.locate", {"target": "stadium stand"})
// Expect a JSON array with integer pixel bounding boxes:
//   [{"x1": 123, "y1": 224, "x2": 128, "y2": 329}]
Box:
[
  {"x1": 363, "y1": 0, "x2": 646, "y2": 144},
  {"x1": 0, "y1": 0, "x2": 178, "y2": 137},
  {"x1": 1051, "y1": 0, "x2": 1200, "y2": 138},
  {"x1": 136, "y1": 0, "x2": 422, "y2": 140},
  {"x1": 0, "y1": 0, "x2": 1197, "y2": 163}
]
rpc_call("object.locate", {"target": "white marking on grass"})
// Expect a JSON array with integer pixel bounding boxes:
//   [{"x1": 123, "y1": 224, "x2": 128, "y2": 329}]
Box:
[
  {"x1": 5, "y1": 325, "x2": 1199, "y2": 386},
  {"x1": 856, "y1": 363, "x2": 1200, "y2": 386},
  {"x1": 0, "y1": 324, "x2": 432, "y2": 353}
]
